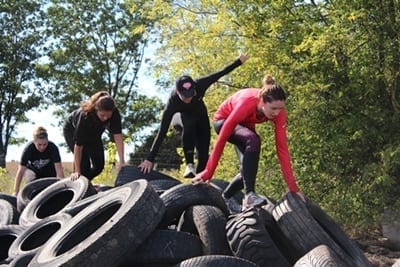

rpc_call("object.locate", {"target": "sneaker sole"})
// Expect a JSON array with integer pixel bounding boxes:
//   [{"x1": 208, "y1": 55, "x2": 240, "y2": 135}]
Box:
[{"x1": 183, "y1": 173, "x2": 195, "y2": 178}]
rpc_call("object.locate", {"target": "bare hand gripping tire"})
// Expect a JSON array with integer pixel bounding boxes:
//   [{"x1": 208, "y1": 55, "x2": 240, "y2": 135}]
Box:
[
  {"x1": 19, "y1": 177, "x2": 96, "y2": 227},
  {"x1": 272, "y1": 192, "x2": 372, "y2": 267},
  {"x1": 29, "y1": 179, "x2": 165, "y2": 267}
]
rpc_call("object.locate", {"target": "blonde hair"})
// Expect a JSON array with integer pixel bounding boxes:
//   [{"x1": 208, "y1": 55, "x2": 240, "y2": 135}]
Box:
[
  {"x1": 259, "y1": 74, "x2": 286, "y2": 103},
  {"x1": 262, "y1": 74, "x2": 276, "y2": 89},
  {"x1": 33, "y1": 126, "x2": 48, "y2": 139},
  {"x1": 81, "y1": 91, "x2": 116, "y2": 114}
]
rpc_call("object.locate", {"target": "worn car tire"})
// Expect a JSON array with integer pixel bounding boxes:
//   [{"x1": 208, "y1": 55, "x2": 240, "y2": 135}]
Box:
[
  {"x1": 17, "y1": 177, "x2": 60, "y2": 213},
  {"x1": 159, "y1": 183, "x2": 229, "y2": 228},
  {"x1": 272, "y1": 192, "x2": 372, "y2": 267},
  {"x1": 226, "y1": 207, "x2": 292, "y2": 267},
  {"x1": 8, "y1": 251, "x2": 36, "y2": 267},
  {"x1": 209, "y1": 179, "x2": 244, "y2": 203},
  {"x1": 0, "y1": 193, "x2": 17, "y2": 208},
  {"x1": 0, "y1": 225, "x2": 25, "y2": 262},
  {"x1": 29, "y1": 179, "x2": 165, "y2": 267},
  {"x1": 19, "y1": 177, "x2": 96, "y2": 227},
  {"x1": 294, "y1": 244, "x2": 342, "y2": 267},
  {"x1": 8, "y1": 213, "x2": 72, "y2": 258},
  {"x1": 179, "y1": 205, "x2": 231, "y2": 255},
  {"x1": 115, "y1": 165, "x2": 178, "y2": 187},
  {"x1": 122, "y1": 229, "x2": 203, "y2": 265},
  {"x1": 63, "y1": 190, "x2": 109, "y2": 217},
  {"x1": 149, "y1": 179, "x2": 182, "y2": 195},
  {"x1": 0, "y1": 199, "x2": 19, "y2": 225},
  {"x1": 173, "y1": 255, "x2": 259, "y2": 267}
]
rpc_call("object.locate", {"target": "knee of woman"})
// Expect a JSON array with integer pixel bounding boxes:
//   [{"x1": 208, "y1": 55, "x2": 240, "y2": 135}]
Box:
[
  {"x1": 93, "y1": 166, "x2": 104, "y2": 177},
  {"x1": 246, "y1": 135, "x2": 261, "y2": 151}
]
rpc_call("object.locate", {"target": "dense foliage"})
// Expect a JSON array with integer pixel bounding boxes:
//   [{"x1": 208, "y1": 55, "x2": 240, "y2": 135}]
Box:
[
  {"x1": 141, "y1": 0, "x2": 400, "y2": 228},
  {"x1": 1, "y1": 0, "x2": 399, "y2": 229}
]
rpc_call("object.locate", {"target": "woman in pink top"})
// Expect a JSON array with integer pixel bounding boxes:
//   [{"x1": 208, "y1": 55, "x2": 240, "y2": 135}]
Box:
[{"x1": 192, "y1": 74, "x2": 304, "y2": 210}]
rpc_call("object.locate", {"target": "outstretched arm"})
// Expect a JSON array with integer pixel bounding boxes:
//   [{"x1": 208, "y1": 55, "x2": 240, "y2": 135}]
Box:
[
  {"x1": 195, "y1": 52, "x2": 249, "y2": 96},
  {"x1": 274, "y1": 110, "x2": 304, "y2": 202},
  {"x1": 139, "y1": 103, "x2": 175, "y2": 173}
]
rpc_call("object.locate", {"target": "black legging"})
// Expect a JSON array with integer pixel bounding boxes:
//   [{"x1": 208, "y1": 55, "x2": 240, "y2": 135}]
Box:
[
  {"x1": 64, "y1": 130, "x2": 105, "y2": 181},
  {"x1": 214, "y1": 120, "x2": 261, "y2": 198},
  {"x1": 181, "y1": 112, "x2": 211, "y2": 173}
]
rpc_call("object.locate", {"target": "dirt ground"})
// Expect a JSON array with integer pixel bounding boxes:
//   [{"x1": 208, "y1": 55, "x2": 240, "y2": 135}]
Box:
[{"x1": 354, "y1": 229, "x2": 400, "y2": 267}]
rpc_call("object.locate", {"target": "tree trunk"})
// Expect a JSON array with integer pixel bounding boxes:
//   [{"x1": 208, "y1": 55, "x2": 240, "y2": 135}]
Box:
[{"x1": 0, "y1": 153, "x2": 5, "y2": 168}]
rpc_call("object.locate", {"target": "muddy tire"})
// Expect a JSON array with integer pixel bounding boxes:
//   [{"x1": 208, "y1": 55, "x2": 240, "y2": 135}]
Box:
[{"x1": 29, "y1": 179, "x2": 165, "y2": 267}]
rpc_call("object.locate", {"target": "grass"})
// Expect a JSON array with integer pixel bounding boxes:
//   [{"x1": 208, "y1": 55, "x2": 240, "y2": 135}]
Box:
[{"x1": 0, "y1": 161, "x2": 187, "y2": 196}]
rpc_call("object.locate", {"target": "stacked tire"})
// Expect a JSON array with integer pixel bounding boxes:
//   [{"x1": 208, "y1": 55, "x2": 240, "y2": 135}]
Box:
[{"x1": 0, "y1": 166, "x2": 373, "y2": 267}]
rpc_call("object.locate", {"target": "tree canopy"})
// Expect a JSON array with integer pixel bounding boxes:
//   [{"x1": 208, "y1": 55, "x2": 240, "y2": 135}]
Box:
[
  {"x1": 0, "y1": 0, "x2": 46, "y2": 166},
  {"x1": 1, "y1": 0, "x2": 399, "y2": 229},
  {"x1": 140, "y1": 0, "x2": 400, "y2": 228},
  {"x1": 0, "y1": 0, "x2": 164, "y2": 168}
]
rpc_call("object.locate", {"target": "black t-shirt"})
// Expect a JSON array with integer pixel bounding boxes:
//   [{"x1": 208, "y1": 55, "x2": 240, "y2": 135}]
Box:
[
  {"x1": 20, "y1": 141, "x2": 61, "y2": 177},
  {"x1": 64, "y1": 108, "x2": 122, "y2": 146}
]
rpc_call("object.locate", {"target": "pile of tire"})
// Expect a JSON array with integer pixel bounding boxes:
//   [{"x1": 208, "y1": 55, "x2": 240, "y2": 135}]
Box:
[{"x1": 0, "y1": 165, "x2": 373, "y2": 267}]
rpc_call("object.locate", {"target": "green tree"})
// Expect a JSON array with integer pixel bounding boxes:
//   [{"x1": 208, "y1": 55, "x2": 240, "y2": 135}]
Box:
[
  {"x1": 40, "y1": 0, "x2": 163, "y2": 143},
  {"x1": 137, "y1": 0, "x2": 400, "y2": 228},
  {"x1": 0, "y1": 0, "x2": 47, "y2": 167}
]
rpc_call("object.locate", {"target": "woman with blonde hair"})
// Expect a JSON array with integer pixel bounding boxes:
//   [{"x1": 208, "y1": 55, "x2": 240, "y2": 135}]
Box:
[
  {"x1": 63, "y1": 91, "x2": 125, "y2": 181},
  {"x1": 13, "y1": 127, "x2": 64, "y2": 195},
  {"x1": 192, "y1": 74, "x2": 304, "y2": 210}
]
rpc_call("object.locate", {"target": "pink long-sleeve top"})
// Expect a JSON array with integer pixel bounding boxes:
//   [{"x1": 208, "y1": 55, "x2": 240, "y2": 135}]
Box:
[{"x1": 199, "y1": 88, "x2": 299, "y2": 192}]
